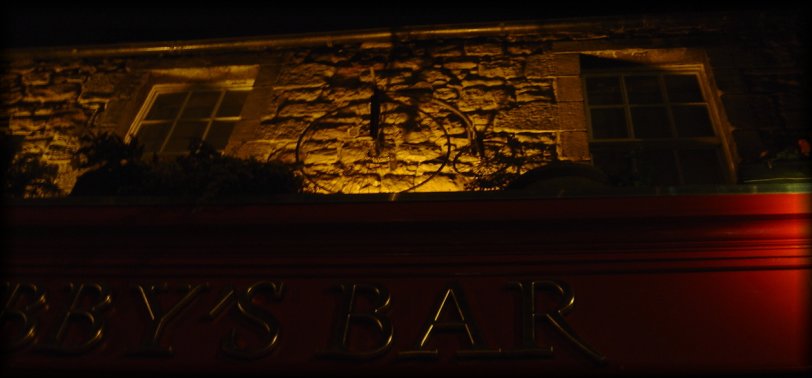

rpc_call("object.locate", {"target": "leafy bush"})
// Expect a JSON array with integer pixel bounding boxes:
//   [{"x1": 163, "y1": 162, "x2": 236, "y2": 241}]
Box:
[
  {"x1": 1, "y1": 133, "x2": 61, "y2": 199},
  {"x1": 70, "y1": 132, "x2": 302, "y2": 199}
]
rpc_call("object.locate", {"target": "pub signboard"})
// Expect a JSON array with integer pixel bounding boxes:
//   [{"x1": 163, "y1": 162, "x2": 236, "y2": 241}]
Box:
[{"x1": 4, "y1": 193, "x2": 810, "y2": 376}]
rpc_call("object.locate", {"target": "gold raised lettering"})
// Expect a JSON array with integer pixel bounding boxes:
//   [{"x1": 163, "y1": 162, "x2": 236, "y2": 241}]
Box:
[
  {"x1": 36, "y1": 282, "x2": 111, "y2": 354},
  {"x1": 134, "y1": 283, "x2": 208, "y2": 356},
  {"x1": 207, "y1": 282, "x2": 284, "y2": 360},
  {"x1": 400, "y1": 283, "x2": 500, "y2": 359},
  {"x1": 1, "y1": 282, "x2": 47, "y2": 351},
  {"x1": 319, "y1": 283, "x2": 393, "y2": 360},
  {"x1": 508, "y1": 280, "x2": 606, "y2": 364}
]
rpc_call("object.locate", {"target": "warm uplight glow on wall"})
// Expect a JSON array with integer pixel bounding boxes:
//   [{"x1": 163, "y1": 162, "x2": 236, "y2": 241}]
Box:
[{"x1": 6, "y1": 15, "x2": 807, "y2": 196}]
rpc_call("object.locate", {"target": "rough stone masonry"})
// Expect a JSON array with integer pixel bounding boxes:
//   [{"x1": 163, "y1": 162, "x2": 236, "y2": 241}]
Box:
[{"x1": 1, "y1": 12, "x2": 805, "y2": 194}]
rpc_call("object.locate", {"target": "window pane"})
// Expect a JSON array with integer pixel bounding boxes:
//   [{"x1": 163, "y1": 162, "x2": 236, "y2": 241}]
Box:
[
  {"x1": 673, "y1": 105, "x2": 715, "y2": 137},
  {"x1": 590, "y1": 108, "x2": 628, "y2": 139},
  {"x1": 638, "y1": 149, "x2": 680, "y2": 186},
  {"x1": 665, "y1": 75, "x2": 704, "y2": 102},
  {"x1": 625, "y1": 75, "x2": 662, "y2": 104},
  {"x1": 217, "y1": 91, "x2": 249, "y2": 117},
  {"x1": 631, "y1": 106, "x2": 671, "y2": 138},
  {"x1": 586, "y1": 76, "x2": 623, "y2": 105},
  {"x1": 164, "y1": 121, "x2": 208, "y2": 153},
  {"x1": 145, "y1": 92, "x2": 186, "y2": 120},
  {"x1": 137, "y1": 122, "x2": 171, "y2": 153},
  {"x1": 181, "y1": 91, "x2": 221, "y2": 119},
  {"x1": 591, "y1": 149, "x2": 632, "y2": 186},
  {"x1": 205, "y1": 121, "x2": 236, "y2": 150},
  {"x1": 679, "y1": 149, "x2": 725, "y2": 184}
]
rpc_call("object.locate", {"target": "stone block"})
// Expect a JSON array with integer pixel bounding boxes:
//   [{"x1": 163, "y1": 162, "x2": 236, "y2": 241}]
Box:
[
  {"x1": 513, "y1": 78, "x2": 555, "y2": 103},
  {"x1": 506, "y1": 42, "x2": 538, "y2": 55},
  {"x1": 259, "y1": 118, "x2": 309, "y2": 141},
  {"x1": 333, "y1": 64, "x2": 370, "y2": 81},
  {"x1": 478, "y1": 58, "x2": 523, "y2": 79},
  {"x1": 516, "y1": 87, "x2": 554, "y2": 103},
  {"x1": 551, "y1": 54, "x2": 580, "y2": 76},
  {"x1": 2, "y1": 88, "x2": 22, "y2": 105},
  {"x1": 21, "y1": 72, "x2": 51, "y2": 86},
  {"x1": 360, "y1": 41, "x2": 393, "y2": 50},
  {"x1": 417, "y1": 174, "x2": 463, "y2": 192},
  {"x1": 95, "y1": 59, "x2": 128, "y2": 73},
  {"x1": 420, "y1": 69, "x2": 454, "y2": 86},
  {"x1": 324, "y1": 86, "x2": 373, "y2": 105},
  {"x1": 264, "y1": 140, "x2": 299, "y2": 164},
  {"x1": 465, "y1": 111, "x2": 493, "y2": 132},
  {"x1": 33, "y1": 107, "x2": 56, "y2": 117},
  {"x1": 9, "y1": 117, "x2": 48, "y2": 133},
  {"x1": 24, "y1": 83, "x2": 81, "y2": 103},
  {"x1": 2, "y1": 72, "x2": 20, "y2": 88},
  {"x1": 391, "y1": 57, "x2": 427, "y2": 71},
  {"x1": 493, "y1": 102, "x2": 556, "y2": 133},
  {"x1": 524, "y1": 54, "x2": 553, "y2": 78},
  {"x1": 558, "y1": 130, "x2": 590, "y2": 161},
  {"x1": 52, "y1": 61, "x2": 91, "y2": 74},
  {"x1": 7, "y1": 58, "x2": 35, "y2": 74},
  {"x1": 275, "y1": 63, "x2": 335, "y2": 88},
  {"x1": 94, "y1": 98, "x2": 134, "y2": 130},
  {"x1": 429, "y1": 43, "x2": 464, "y2": 58},
  {"x1": 514, "y1": 131, "x2": 556, "y2": 145},
  {"x1": 283, "y1": 87, "x2": 324, "y2": 102},
  {"x1": 443, "y1": 60, "x2": 479, "y2": 71},
  {"x1": 276, "y1": 101, "x2": 335, "y2": 120},
  {"x1": 461, "y1": 76, "x2": 505, "y2": 88},
  {"x1": 52, "y1": 73, "x2": 87, "y2": 85},
  {"x1": 81, "y1": 73, "x2": 126, "y2": 97},
  {"x1": 47, "y1": 109, "x2": 89, "y2": 129},
  {"x1": 308, "y1": 49, "x2": 354, "y2": 65},
  {"x1": 556, "y1": 102, "x2": 587, "y2": 131},
  {"x1": 464, "y1": 42, "x2": 503, "y2": 56},
  {"x1": 433, "y1": 87, "x2": 459, "y2": 101},
  {"x1": 458, "y1": 87, "x2": 511, "y2": 112},
  {"x1": 555, "y1": 76, "x2": 583, "y2": 102},
  {"x1": 3, "y1": 106, "x2": 33, "y2": 118}
]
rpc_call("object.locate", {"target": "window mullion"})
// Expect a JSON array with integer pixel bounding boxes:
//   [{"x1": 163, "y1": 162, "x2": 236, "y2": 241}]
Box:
[
  {"x1": 659, "y1": 74, "x2": 679, "y2": 138},
  {"x1": 582, "y1": 78, "x2": 594, "y2": 142},
  {"x1": 200, "y1": 90, "x2": 227, "y2": 144},
  {"x1": 619, "y1": 74, "x2": 634, "y2": 139},
  {"x1": 659, "y1": 74, "x2": 686, "y2": 184},
  {"x1": 158, "y1": 91, "x2": 193, "y2": 154},
  {"x1": 672, "y1": 149, "x2": 686, "y2": 185}
]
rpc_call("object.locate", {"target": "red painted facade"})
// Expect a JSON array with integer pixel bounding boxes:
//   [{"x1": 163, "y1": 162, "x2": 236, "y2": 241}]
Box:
[{"x1": 4, "y1": 192, "x2": 810, "y2": 376}]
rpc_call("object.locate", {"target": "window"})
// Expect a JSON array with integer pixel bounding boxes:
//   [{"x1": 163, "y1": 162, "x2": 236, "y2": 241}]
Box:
[
  {"x1": 128, "y1": 83, "x2": 251, "y2": 155},
  {"x1": 584, "y1": 66, "x2": 729, "y2": 186}
]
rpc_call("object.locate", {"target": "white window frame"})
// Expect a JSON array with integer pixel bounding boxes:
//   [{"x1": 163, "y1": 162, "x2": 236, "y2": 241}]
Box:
[
  {"x1": 126, "y1": 79, "x2": 254, "y2": 155},
  {"x1": 583, "y1": 64, "x2": 735, "y2": 185}
]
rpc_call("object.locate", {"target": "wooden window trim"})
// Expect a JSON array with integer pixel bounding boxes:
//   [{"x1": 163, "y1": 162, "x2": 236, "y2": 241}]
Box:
[
  {"x1": 126, "y1": 81, "x2": 253, "y2": 155},
  {"x1": 583, "y1": 64, "x2": 735, "y2": 185}
]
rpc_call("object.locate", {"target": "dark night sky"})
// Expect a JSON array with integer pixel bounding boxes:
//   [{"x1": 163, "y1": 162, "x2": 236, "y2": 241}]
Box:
[{"x1": 1, "y1": 3, "x2": 804, "y2": 49}]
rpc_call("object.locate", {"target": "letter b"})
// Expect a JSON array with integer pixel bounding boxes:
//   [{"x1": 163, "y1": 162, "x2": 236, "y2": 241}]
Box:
[{"x1": 320, "y1": 283, "x2": 393, "y2": 359}]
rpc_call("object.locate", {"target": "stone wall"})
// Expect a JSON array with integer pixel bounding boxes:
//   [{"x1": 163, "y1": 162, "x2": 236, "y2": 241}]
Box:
[
  {"x1": 2, "y1": 58, "x2": 130, "y2": 191},
  {"x1": 705, "y1": 15, "x2": 808, "y2": 164},
  {"x1": 239, "y1": 38, "x2": 582, "y2": 193},
  {"x1": 2, "y1": 11, "x2": 806, "y2": 195}
]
